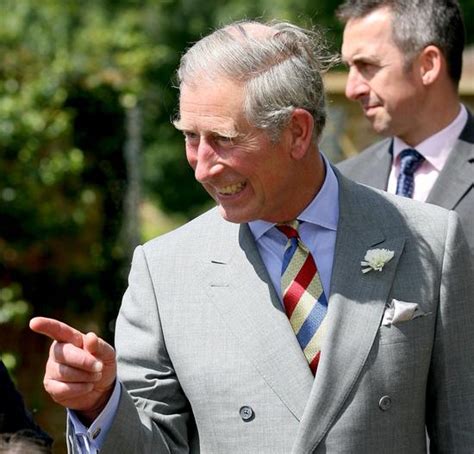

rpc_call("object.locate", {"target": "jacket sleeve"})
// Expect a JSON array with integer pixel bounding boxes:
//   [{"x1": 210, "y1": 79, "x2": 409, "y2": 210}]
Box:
[{"x1": 98, "y1": 245, "x2": 196, "y2": 454}]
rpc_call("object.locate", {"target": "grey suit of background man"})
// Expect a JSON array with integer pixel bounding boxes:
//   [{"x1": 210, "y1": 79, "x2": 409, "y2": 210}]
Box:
[
  {"x1": 30, "y1": 19, "x2": 474, "y2": 453},
  {"x1": 336, "y1": 0, "x2": 474, "y2": 256}
]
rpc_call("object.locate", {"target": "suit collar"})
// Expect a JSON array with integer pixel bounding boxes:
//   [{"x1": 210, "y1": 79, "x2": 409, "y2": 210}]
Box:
[
  {"x1": 426, "y1": 111, "x2": 474, "y2": 209},
  {"x1": 458, "y1": 107, "x2": 474, "y2": 144},
  {"x1": 366, "y1": 140, "x2": 393, "y2": 190}
]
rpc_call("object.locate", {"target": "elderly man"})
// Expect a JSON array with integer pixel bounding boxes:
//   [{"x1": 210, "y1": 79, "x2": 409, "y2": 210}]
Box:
[
  {"x1": 31, "y1": 20, "x2": 474, "y2": 453},
  {"x1": 336, "y1": 0, "x2": 474, "y2": 255}
]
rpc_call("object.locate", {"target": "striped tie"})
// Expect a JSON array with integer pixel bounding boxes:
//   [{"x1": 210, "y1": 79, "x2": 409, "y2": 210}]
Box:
[{"x1": 277, "y1": 221, "x2": 328, "y2": 375}]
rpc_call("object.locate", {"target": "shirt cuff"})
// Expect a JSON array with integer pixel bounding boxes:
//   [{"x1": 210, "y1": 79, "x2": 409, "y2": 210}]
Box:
[{"x1": 68, "y1": 380, "x2": 121, "y2": 453}]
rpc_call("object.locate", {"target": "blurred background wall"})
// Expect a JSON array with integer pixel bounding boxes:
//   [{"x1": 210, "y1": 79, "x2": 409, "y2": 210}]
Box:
[{"x1": 0, "y1": 1, "x2": 472, "y2": 452}]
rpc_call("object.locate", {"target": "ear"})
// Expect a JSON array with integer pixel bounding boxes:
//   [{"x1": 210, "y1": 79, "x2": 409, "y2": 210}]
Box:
[
  {"x1": 418, "y1": 45, "x2": 443, "y2": 86},
  {"x1": 287, "y1": 108, "x2": 314, "y2": 160}
]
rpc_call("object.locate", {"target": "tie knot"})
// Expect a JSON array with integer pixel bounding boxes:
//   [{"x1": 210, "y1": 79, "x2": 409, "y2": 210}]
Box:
[
  {"x1": 277, "y1": 220, "x2": 300, "y2": 239},
  {"x1": 399, "y1": 148, "x2": 425, "y2": 176}
]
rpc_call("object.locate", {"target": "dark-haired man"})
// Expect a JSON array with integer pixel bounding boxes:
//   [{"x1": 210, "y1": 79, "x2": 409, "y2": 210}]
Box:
[{"x1": 337, "y1": 0, "x2": 474, "y2": 255}]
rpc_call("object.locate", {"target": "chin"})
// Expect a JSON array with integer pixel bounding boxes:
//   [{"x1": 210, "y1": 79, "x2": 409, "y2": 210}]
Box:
[
  {"x1": 371, "y1": 121, "x2": 392, "y2": 137},
  {"x1": 218, "y1": 206, "x2": 254, "y2": 224}
]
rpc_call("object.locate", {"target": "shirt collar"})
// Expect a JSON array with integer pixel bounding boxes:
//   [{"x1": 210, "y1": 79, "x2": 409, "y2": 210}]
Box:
[
  {"x1": 392, "y1": 104, "x2": 467, "y2": 171},
  {"x1": 249, "y1": 154, "x2": 339, "y2": 240}
]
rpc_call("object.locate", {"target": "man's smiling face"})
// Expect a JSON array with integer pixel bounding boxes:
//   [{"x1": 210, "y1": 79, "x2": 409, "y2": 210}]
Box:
[{"x1": 176, "y1": 76, "x2": 300, "y2": 224}]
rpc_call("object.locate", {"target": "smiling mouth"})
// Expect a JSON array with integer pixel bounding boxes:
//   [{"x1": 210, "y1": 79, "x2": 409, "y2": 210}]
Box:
[
  {"x1": 217, "y1": 182, "x2": 247, "y2": 196},
  {"x1": 363, "y1": 103, "x2": 380, "y2": 112}
]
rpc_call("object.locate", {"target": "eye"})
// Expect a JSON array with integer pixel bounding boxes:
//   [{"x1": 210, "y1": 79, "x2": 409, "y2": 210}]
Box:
[
  {"x1": 355, "y1": 61, "x2": 379, "y2": 78},
  {"x1": 213, "y1": 135, "x2": 236, "y2": 148},
  {"x1": 183, "y1": 131, "x2": 199, "y2": 144}
]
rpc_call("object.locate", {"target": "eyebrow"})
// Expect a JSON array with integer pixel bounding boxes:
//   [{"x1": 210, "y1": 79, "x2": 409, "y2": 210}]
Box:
[
  {"x1": 349, "y1": 52, "x2": 380, "y2": 64},
  {"x1": 173, "y1": 120, "x2": 240, "y2": 138}
]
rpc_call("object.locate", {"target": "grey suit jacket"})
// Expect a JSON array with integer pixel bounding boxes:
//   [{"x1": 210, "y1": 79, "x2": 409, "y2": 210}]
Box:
[
  {"x1": 71, "y1": 171, "x2": 474, "y2": 453},
  {"x1": 336, "y1": 109, "x2": 474, "y2": 257}
]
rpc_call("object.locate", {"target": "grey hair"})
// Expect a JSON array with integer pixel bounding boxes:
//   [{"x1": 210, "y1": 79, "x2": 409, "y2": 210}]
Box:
[
  {"x1": 336, "y1": 0, "x2": 465, "y2": 86},
  {"x1": 176, "y1": 20, "x2": 338, "y2": 142}
]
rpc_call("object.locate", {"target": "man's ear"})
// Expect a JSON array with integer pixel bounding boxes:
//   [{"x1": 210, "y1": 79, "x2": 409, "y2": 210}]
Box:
[
  {"x1": 288, "y1": 108, "x2": 314, "y2": 159},
  {"x1": 418, "y1": 45, "x2": 443, "y2": 86}
]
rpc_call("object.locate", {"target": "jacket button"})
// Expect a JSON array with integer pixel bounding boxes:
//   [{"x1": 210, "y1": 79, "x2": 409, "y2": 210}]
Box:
[
  {"x1": 378, "y1": 395, "x2": 392, "y2": 411},
  {"x1": 239, "y1": 405, "x2": 255, "y2": 422}
]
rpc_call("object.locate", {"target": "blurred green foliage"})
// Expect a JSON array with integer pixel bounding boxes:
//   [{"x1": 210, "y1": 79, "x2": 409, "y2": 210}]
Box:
[
  {"x1": 0, "y1": 283, "x2": 30, "y2": 377},
  {"x1": 0, "y1": 1, "x2": 471, "y2": 446},
  {"x1": 0, "y1": 0, "x2": 346, "y2": 338},
  {"x1": 0, "y1": 0, "x2": 472, "y2": 335},
  {"x1": 0, "y1": 283, "x2": 31, "y2": 325},
  {"x1": 0, "y1": 1, "x2": 131, "y2": 337}
]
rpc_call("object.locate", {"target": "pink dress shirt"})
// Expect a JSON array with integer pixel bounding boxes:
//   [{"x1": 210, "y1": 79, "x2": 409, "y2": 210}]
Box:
[{"x1": 387, "y1": 104, "x2": 468, "y2": 202}]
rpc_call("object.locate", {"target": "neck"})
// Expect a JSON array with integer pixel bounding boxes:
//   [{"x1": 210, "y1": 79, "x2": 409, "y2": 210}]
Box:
[
  {"x1": 281, "y1": 152, "x2": 326, "y2": 223},
  {"x1": 402, "y1": 85, "x2": 460, "y2": 147}
]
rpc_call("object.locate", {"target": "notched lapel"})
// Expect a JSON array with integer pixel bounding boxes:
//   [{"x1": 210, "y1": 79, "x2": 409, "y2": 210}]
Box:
[
  {"x1": 370, "y1": 142, "x2": 393, "y2": 190},
  {"x1": 426, "y1": 139, "x2": 474, "y2": 210},
  {"x1": 294, "y1": 234, "x2": 405, "y2": 452},
  {"x1": 205, "y1": 224, "x2": 314, "y2": 421},
  {"x1": 293, "y1": 172, "x2": 407, "y2": 453}
]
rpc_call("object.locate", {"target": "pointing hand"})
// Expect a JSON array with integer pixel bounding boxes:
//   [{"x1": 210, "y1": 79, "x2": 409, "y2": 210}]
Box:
[{"x1": 30, "y1": 317, "x2": 117, "y2": 424}]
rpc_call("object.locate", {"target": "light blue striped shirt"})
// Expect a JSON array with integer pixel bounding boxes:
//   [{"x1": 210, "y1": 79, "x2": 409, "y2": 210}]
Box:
[{"x1": 248, "y1": 155, "x2": 339, "y2": 301}]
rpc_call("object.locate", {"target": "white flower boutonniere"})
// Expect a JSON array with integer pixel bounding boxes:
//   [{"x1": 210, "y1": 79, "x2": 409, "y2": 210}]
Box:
[{"x1": 361, "y1": 248, "x2": 394, "y2": 273}]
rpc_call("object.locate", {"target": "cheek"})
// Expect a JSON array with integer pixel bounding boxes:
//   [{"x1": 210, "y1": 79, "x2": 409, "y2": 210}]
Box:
[
  {"x1": 253, "y1": 161, "x2": 287, "y2": 194},
  {"x1": 368, "y1": 79, "x2": 385, "y2": 98},
  {"x1": 384, "y1": 86, "x2": 413, "y2": 110}
]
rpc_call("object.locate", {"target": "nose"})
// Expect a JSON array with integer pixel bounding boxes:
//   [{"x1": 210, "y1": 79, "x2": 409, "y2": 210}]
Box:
[
  {"x1": 345, "y1": 67, "x2": 368, "y2": 101},
  {"x1": 191, "y1": 139, "x2": 223, "y2": 183}
]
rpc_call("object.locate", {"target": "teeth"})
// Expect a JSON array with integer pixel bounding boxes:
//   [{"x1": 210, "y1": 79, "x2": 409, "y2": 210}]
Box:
[{"x1": 218, "y1": 182, "x2": 246, "y2": 195}]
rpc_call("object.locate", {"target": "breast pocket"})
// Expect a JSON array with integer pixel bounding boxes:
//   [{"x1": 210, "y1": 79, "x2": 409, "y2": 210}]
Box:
[{"x1": 378, "y1": 312, "x2": 434, "y2": 345}]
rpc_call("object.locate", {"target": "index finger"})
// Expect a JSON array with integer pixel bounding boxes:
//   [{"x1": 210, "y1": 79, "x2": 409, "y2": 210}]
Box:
[{"x1": 30, "y1": 317, "x2": 84, "y2": 348}]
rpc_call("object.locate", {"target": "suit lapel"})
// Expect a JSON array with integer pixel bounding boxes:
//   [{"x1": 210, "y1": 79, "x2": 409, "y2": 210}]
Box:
[
  {"x1": 367, "y1": 140, "x2": 393, "y2": 191},
  {"x1": 293, "y1": 173, "x2": 406, "y2": 453},
  {"x1": 205, "y1": 221, "x2": 314, "y2": 421},
  {"x1": 361, "y1": 140, "x2": 393, "y2": 190},
  {"x1": 426, "y1": 114, "x2": 474, "y2": 209}
]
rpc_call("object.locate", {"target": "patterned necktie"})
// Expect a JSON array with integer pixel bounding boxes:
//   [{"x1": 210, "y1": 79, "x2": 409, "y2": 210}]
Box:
[
  {"x1": 277, "y1": 220, "x2": 328, "y2": 375},
  {"x1": 396, "y1": 148, "x2": 425, "y2": 198}
]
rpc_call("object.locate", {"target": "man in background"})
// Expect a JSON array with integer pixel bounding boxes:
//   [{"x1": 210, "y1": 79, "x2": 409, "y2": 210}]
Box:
[
  {"x1": 336, "y1": 0, "x2": 473, "y2": 255},
  {"x1": 31, "y1": 19, "x2": 474, "y2": 453}
]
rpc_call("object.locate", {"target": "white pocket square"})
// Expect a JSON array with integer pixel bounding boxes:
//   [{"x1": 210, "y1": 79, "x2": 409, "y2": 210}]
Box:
[{"x1": 382, "y1": 299, "x2": 427, "y2": 326}]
